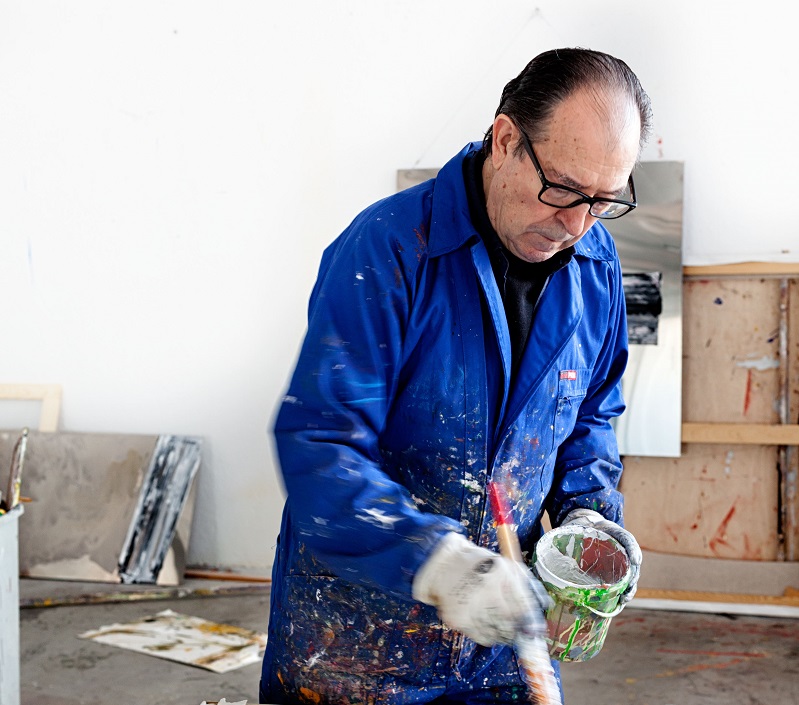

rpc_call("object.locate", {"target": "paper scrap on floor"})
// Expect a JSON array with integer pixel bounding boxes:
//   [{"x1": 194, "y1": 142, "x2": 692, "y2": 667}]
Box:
[{"x1": 79, "y1": 608, "x2": 267, "y2": 673}]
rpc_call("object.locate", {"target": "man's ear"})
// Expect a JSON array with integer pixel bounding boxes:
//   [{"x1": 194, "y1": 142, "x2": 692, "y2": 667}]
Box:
[{"x1": 491, "y1": 114, "x2": 517, "y2": 170}]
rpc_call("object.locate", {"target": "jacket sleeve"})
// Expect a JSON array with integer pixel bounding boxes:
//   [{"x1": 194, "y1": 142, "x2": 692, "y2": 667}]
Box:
[
  {"x1": 274, "y1": 201, "x2": 463, "y2": 599},
  {"x1": 547, "y1": 254, "x2": 629, "y2": 527}
]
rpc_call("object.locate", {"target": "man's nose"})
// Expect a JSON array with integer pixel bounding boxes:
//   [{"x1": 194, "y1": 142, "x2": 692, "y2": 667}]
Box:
[{"x1": 556, "y1": 204, "x2": 595, "y2": 238}]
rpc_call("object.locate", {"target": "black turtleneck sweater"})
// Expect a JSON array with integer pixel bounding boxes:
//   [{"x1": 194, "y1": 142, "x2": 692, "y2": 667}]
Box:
[{"x1": 462, "y1": 150, "x2": 574, "y2": 378}]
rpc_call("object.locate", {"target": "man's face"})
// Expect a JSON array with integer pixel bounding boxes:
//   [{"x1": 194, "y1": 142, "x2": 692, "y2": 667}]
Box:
[{"x1": 484, "y1": 89, "x2": 641, "y2": 263}]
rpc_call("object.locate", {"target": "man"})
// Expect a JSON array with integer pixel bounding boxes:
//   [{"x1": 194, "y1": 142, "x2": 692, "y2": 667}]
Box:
[{"x1": 260, "y1": 48, "x2": 652, "y2": 704}]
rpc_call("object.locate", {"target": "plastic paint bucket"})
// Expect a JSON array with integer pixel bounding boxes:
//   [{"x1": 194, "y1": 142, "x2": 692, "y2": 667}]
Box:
[
  {"x1": 0, "y1": 505, "x2": 23, "y2": 705},
  {"x1": 532, "y1": 524, "x2": 631, "y2": 662}
]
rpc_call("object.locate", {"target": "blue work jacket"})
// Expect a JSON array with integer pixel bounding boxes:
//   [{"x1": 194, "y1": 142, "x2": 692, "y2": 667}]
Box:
[{"x1": 261, "y1": 143, "x2": 629, "y2": 704}]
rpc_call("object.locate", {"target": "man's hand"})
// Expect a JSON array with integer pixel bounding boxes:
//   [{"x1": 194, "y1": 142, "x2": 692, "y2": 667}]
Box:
[
  {"x1": 560, "y1": 508, "x2": 642, "y2": 605},
  {"x1": 412, "y1": 532, "x2": 551, "y2": 646}
]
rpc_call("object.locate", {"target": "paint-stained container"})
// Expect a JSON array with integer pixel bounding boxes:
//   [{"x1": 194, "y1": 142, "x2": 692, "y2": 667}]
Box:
[{"x1": 532, "y1": 524, "x2": 630, "y2": 662}]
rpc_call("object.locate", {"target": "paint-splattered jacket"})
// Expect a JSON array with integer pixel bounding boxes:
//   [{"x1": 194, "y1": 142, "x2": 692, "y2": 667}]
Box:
[{"x1": 261, "y1": 143, "x2": 628, "y2": 704}]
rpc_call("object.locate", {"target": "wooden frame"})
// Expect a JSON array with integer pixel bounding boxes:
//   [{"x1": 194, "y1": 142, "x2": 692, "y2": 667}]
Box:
[{"x1": 0, "y1": 384, "x2": 62, "y2": 432}]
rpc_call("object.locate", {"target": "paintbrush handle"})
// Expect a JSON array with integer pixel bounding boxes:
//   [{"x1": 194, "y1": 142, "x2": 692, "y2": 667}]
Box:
[
  {"x1": 488, "y1": 481, "x2": 561, "y2": 705},
  {"x1": 488, "y1": 481, "x2": 524, "y2": 561},
  {"x1": 496, "y1": 521, "x2": 523, "y2": 563},
  {"x1": 6, "y1": 428, "x2": 28, "y2": 510}
]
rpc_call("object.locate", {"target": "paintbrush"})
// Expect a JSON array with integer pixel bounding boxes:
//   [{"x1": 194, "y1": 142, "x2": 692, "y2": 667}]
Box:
[
  {"x1": 488, "y1": 481, "x2": 561, "y2": 705},
  {"x1": 4, "y1": 428, "x2": 28, "y2": 511}
]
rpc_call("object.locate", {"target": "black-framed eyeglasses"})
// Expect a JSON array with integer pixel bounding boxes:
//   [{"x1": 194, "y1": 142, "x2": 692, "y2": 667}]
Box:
[{"x1": 514, "y1": 123, "x2": 637, "y2": 220}]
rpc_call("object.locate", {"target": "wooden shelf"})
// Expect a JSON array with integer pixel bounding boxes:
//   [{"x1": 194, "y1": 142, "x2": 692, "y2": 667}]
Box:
[
  {"x1": 681, "y1": 422, "x2": 799, "y2": 445},
  {"x1": 684, "y1": 262, "x2": 799, "y2": 277}
]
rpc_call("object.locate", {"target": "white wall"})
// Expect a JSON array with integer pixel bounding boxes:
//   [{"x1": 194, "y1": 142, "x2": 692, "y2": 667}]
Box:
[{"x1": 1, "y1": 1, "x2": 795, "y2": 570}]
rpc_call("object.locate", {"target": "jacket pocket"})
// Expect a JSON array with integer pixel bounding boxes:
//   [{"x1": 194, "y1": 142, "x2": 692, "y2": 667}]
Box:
[{"x1": 552, "y1": 368, "x2": 589, "y2": 448}]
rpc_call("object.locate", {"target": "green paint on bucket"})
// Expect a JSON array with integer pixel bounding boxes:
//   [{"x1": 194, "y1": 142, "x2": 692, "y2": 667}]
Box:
[{"x1": 532, "y1": 524, "x2": 630, "y2": 662}]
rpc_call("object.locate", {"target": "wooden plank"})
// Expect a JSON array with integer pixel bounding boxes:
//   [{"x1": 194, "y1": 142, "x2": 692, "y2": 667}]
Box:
[
  {"x1": 636, "y1": 588, "x2": 799, "y2": 608},
  {"x1": 183, "y1": 569, "x2": 270, "y2": 583},
  {"x1": 0, "y1": 383, "x2": 61, "y2": 432},
  {"x1": 684, "y1": 262, "x2": 799, "y2": 276},
  {"x1": 682, "y1": 422, "x2": 799, "y2": 445}
]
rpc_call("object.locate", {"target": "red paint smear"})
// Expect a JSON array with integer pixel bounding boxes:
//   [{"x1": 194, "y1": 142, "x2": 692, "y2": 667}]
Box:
[
  {"x1": 653, "y1": 649, "x2": 766, "y2": 679},
  {"x1": 488, "y1": 481, "x2": 512, "y2": 525},
  {"x1": 657, "y1": 657, "x2": 748, "y2": 676},
  {"x1": 613, "y1": 616, "x2": 647, "y2": 625},
  {"x1": 413, "y1": 225, "x2": 427, "y2": 261},
  {"x1": 657, "y1": 648, "x2": 765, "y2": 658},
  {"x1": 665, "y1": 525, "x2": 679, "y2": 543},
  {"x1": 743, "y1": 369, "x2": 752, "y2": 415},
  {"x1": 708, "y1": 502, "x2": 737, "y2": 555}
]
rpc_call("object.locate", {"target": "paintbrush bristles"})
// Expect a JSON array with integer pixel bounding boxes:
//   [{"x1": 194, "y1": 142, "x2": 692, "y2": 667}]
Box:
[{"x1": 516, "y1": 634, "x2": 562, "y2": 705}]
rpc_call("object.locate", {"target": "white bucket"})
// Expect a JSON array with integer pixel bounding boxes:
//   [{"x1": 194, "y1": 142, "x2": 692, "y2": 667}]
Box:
[
  {"x1": 0, "y1": 505, "x2": 23, "y2": 705},
  {"x1": 532, "y1": 523, "x2": 631, "y2": 662}
]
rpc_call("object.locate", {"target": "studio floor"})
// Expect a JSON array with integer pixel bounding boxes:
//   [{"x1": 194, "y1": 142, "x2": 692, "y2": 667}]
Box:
[{"x1": 17, "y1": 577, "x2": 799, "y2": 705}]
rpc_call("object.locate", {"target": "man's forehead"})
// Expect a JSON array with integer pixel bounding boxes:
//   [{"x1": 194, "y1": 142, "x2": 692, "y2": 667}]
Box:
[
  {"x1": 545, "y1": 87, "x2": 640, "y2": 142},
  {"x1": 542, "y1": 94, "x2": 639, "y2": 162}
]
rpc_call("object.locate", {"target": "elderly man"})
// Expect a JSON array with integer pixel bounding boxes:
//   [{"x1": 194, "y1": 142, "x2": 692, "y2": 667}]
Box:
[{"x1": 261, "y1": 47, "x2": 652, "y2": 704}]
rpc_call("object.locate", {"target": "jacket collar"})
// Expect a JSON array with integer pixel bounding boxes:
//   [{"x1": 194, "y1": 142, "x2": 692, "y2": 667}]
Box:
[{"x1": 427, "y1": 142, "x2": 617, "y2": 263}]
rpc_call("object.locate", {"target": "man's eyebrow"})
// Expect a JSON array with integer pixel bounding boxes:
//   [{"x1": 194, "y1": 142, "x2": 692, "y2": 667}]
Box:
[
  {"x1": 551, "y1": 167, "x2": 630, "y2": 198},
  {"x1": 607, "y1": 180, "x2": 633, "y2": 198},
  {"x1": 549, "y1": 168, "x2": 586, "y2": 191}
]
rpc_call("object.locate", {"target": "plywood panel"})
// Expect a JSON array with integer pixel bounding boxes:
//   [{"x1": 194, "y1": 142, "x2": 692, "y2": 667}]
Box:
[
  {"x1": 682, "y1": 278, "x2": 782, "y2": 424},
  {"x1": 791, "y1": 279, "x2": 799, "y2": 421},
  {"x1": 620, "y1": 445, "x2": 780, "y2": 560},
  {"x1": 623, "y1": 271, "x2": 799, "y2": 571},
  {"x1": 787, "y1": 280, "x2": 799, "y2": 559}
]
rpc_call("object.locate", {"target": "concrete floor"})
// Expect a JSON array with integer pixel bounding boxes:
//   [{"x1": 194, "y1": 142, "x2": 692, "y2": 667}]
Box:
[{"x1": 17, "y1": 578, "x2": 799, "y2": 705}]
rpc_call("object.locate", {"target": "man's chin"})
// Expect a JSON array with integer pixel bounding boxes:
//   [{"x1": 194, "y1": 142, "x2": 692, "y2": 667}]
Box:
[
  {"x1": 519, "y1": 242, "x2": 559, "y2": 263},
  {"x1": 506, "y1": 231, "x2": 571, "y2": 263}
]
